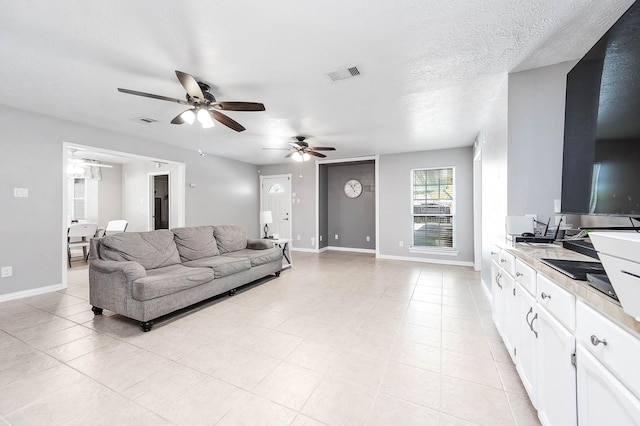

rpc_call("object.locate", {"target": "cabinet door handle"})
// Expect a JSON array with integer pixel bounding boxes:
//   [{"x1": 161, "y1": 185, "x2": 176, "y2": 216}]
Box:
[
  {"x1": 516, "y1": 272, "x2": 523, "y2": 277},
  {"x1": 540, "y1": 292, "x2": 551, "y2": 300},
  {"x1": 525, "y1": 307, "x2": 533, "y2": 327},
  {"x1": 530, "y1": 313, "x2": 539, "y2": 338},
  {"x1": 590, "y1": 335, "x2": 607, "y2": 346},
  {"x1": 500, "y1": 258, "x2": 507, "y2": 263},
  {"x1": 491, "y1": 251, "x2": 497, "y2": 255},
  {"x1": 495, "y1": 273, "x2": 503, "y2": 289}
]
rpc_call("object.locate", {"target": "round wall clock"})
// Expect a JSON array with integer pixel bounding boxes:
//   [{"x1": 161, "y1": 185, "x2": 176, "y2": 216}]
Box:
[{"x1": 344, "y1": 179, "x2": 363, "y2": 198}]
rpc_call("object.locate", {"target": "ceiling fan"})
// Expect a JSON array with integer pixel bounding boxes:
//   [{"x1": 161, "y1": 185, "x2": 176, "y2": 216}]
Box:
[
  {"x1": 266, "y1": 136, "x2": 336, "y2": 161},
  {"x1": 117, "y1": 70, "x2": 265, "y2": 132}
]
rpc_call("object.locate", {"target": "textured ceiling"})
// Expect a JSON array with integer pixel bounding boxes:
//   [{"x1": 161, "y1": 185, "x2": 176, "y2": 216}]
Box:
[{"x1": 0, "y1": 0, "x2": 634, "y2": 165}]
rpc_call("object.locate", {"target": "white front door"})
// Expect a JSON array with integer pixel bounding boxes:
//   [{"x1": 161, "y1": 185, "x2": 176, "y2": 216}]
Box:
[{"x1": 260, "y1": 174, "x2": 292, "y2": 239}]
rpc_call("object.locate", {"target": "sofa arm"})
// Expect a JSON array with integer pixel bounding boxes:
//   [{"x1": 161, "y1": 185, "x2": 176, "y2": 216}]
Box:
[
  {"x1": 247, "y1": 238, "x2": 274, "y2": 250},
  {"x1": 90, "y1": 259, "x2": 146, "y2": 282}
]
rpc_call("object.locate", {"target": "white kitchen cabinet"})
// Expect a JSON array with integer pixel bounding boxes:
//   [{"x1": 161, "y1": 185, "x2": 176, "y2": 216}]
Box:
[
  {"x1": 536, "y1": 305, "x2": 576, "y2": 426},
  {"x1": 576, "y1": 344, "x2": 640, "y2": 425},
  {"x1": 491, "y1": 260, "x2": 505, "y2": 337},
  {"x1": 502, "y1": 271, "x2": 516, "y2": 360},
  {"x1": 515, "y1": 281, "x2": 538, "y2": 407}
]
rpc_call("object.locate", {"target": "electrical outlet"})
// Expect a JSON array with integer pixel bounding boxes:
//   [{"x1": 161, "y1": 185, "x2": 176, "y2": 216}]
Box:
[
  {"x1": 296, "y1": 235, "x2": 301, "y2": 241},
  {"x1": 1, "y1": 266, "x2": 12, "y2": 278},
  {"x1": 335, "y1": 234, "x2": 339, "y2": 240},
  {"x1": 319, "y1": 235, "x2": 323, "y2": 241},
  {"x1": 13, "y1": 188, "x2": 28, "y2": 198},
  {"x1": 311, "y1": 237, "x2": 315, "y2": 246},
  {"x1": 366, "y1": 236, "x2": 370, "y2": 242},
  {"x1": 399, "y1": 241, "x2": 404, "y2": 247}
]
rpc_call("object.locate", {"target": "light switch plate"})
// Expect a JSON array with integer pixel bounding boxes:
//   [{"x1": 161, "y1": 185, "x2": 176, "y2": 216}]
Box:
[
  {"x1": 14, "y1": 188, "x2": 29, "y2": 198},
  {"x1": 1, "y1": 266, "x2": 12, "y2": 278}
]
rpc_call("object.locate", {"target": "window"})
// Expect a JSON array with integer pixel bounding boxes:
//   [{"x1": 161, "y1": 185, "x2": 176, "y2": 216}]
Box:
[
  {"x1": 71, "y1": 178, "x2": 87, "y2": 220},
  {"x1": 411, "y1": 167, "x2": 455, "y2": 250}
]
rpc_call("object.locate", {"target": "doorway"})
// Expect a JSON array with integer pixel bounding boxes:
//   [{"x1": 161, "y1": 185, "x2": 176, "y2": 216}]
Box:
[
  {"x1": 316, "y1": 156, "x2": 379, "y2": 255},
  {"x1": 150, "y1": 173, "x2": 170, "y2": 230},
  {"x1": 260, "y1": 174, "x2": 292, "y2": 239}
]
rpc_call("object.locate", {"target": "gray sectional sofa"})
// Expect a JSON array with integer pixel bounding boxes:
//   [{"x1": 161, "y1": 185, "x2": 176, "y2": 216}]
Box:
[{"x1": 88, "y1": 225, "x2": 282, "y2": 331}]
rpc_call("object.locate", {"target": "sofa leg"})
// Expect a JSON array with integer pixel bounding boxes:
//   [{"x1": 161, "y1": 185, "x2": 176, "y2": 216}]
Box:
[
  {"x1": 275, "y1": 271, "x2": 281, "y2": 277},
  {"x1": 228, "y1": 288, "x2": 237, "y2": 296},
  {"x1": 92, "y1": 306, "x2": 103, "y2": 316},
  {"x1": 140, "y1": 321, "x2": 154, "y2": 332}
]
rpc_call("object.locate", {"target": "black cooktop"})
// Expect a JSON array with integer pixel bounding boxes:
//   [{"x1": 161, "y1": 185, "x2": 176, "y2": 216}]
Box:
[{"x1": 540, "y1": 258, "x2": 606, "y2": 281}]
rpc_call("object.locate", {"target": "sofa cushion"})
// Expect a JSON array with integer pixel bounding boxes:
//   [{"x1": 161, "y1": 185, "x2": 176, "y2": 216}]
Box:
[
  {"x1": 100, "y1": 230, "x2": 181, "y2": 270},
  {"x1": 222, "y1": 247, "x2": 282, "y2": 267},
  {"x1": 132, "y1": 264, "x2": 214, "y2": 301},
  {"x1": 172, "y1": 226, "x2": 220, "y2": 261},
  {"x1": 183, "y1": 256, "x2": 251, "y2": 278},
  {"x1": 213, "y1": 225, "x2": 248, "y2": 253}
]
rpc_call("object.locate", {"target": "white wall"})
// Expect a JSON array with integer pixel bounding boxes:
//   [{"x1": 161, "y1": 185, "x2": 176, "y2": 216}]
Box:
[
  {"x1": 479, "y1": 78, "x2": 509, "y2": 289},
  {"x1": 0, "y1": 104, "x2": 259, "y2": 299},
  {"x1": 97, "y1": 163, "x2": 122, "y2": 228},
  {"x1": 507, "y1": 61, "x2": 576, "y2": 222}
]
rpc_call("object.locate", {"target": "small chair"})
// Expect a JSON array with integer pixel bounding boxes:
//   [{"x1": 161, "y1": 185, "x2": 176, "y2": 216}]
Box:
[
  {"x1": 68, "y1": 223, "x2": 98, "y2": 267},
  {"x1": 104, "y1": 220, "x2": 128, "y2": 236}
]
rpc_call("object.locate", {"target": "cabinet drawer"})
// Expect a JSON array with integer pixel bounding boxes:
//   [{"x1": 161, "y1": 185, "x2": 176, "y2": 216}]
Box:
[
  {"x1": 515, "y1": 259, "x2": 536, "y2": 296},
  {"x1": 599, "y1": 253, "x2": 640, "y2": 320},
  {"x1": 498, "y1": 250, "x2": 515, "y2": 276},
  {"x1": 537, "y1": 273, "x2": 575, "y2": 331},
  {"x1": 576, "y1": 300, "x2": 640, "y2": 398},
  {"x1": 491, "y1": 246, "x2": 501, "y2": 263}
]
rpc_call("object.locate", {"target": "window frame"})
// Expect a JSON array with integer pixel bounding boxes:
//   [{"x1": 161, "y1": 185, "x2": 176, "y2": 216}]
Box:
[
  {"x1": 410, "y1": 166, "x2": 457, "y2": 254},
  {"x1": 69, "y1": 177, "x2": 87, "y2": 221}
]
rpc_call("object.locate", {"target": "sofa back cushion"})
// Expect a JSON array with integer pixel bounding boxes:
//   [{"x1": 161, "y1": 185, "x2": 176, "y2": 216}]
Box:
[
  {"x1": 213, "y1": 225, "x2": 247, "y2": 253},
  {"x1": 100, "y1": 230, "x2": 181, "y2": 270},
  {"x1": 172, "y1": 226, "x2": 220, "y2": 261}
]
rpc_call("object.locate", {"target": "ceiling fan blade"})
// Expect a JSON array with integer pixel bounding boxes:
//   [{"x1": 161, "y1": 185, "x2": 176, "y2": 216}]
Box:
[
  {"x1": 209, "y1": 110, "x2": 246, "y2": 132},
  {"x1": 308, "y1": 151, "x2": 327, "y2": 158},
  {"x1": 117, "y1": 88, "x2": 188, "y2": 105},
  {"x1": 262, "y1": 147, "x2": 290, "y2": 150},
  {"x1": 310, "y1": 147, "x2": 336, "y2": 151},
  {"x1": 170, "y1": 111, "x2": 188, "y2": 124},
  {"x1": 284, "y1": 152, "x2": 295, "y2": 158},
  {"x1": 289, "y1": 142, "x2": 302, "y2": 149},
  {"x1": 175, "y1": 70, "x2": 205, "y2": 102},
  {"x1": 212, "y1": 102, "x2": 265, "y2": 111}
]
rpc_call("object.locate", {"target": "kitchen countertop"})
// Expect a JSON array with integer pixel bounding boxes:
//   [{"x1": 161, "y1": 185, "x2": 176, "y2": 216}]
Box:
[{"x1": 497, "y1": 240, "x2": 640, "y2": 337}]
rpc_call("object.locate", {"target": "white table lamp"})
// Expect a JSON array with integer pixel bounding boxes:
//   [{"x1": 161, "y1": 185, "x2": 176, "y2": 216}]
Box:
[{"x1": 260, "y1": 211, "x2": 273, "y2": 238}]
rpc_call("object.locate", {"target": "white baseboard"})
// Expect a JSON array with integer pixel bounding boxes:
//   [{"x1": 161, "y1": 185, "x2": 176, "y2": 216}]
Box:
[
  {"x1": 0, "y1": 283, "x2": 66, "y2": 303},
  {"x1": 291, "y1": 247, "x2": 320, "y2": 253},
  {"x1": 377, "y1": 254, "x2": 474, "y2": 267},
  {"x1": 326, "y1": 246, "x2": 376, "y2": 254}
]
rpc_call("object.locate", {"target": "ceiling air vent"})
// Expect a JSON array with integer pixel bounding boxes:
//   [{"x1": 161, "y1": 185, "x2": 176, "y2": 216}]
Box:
[
  {"x1": 327, "y1": 66, "x2": 361, "y2": 82},
  {"x1": 133, "y1": 117, "x2": 159, "y2": 124}
]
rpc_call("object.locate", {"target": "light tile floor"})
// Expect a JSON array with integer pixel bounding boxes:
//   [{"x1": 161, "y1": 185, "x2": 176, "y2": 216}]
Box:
[{"x1": 0, "y1": 252, "x2": 540, "y2": 425}]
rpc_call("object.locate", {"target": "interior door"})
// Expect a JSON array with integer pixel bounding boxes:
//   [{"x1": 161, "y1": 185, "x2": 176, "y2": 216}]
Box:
[
  {"x1": 151, "y1": 173, "x2": 170, "y2": 230},
  {"x1": 260, "y1": 175, "x2": 292, "y2": 239}
]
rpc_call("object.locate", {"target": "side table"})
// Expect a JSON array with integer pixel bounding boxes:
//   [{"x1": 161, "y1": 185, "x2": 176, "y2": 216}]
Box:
[{"x1": 271, "y1": 238, "x2": 292, "y2": 269}]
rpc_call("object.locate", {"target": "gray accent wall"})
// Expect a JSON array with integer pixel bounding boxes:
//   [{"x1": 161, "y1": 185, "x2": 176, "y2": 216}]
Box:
[
  {"x1": 325, "y1": 162, "x2": 375, "y2": 250},
  {"x1": 0, "y1": 104, "x2": 259, "y2": 299},
  {"x1": 318, "y1": 165, "x2": 328, "y2": 249}
]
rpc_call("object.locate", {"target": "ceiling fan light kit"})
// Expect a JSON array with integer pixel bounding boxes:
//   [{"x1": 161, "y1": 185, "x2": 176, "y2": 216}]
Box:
[
  {"x1": 118, "y1": 70, "x2": 265, "y2": 132},
  {"x1": 284, "y1": 136, "x2": 336, "y2": 161}
]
